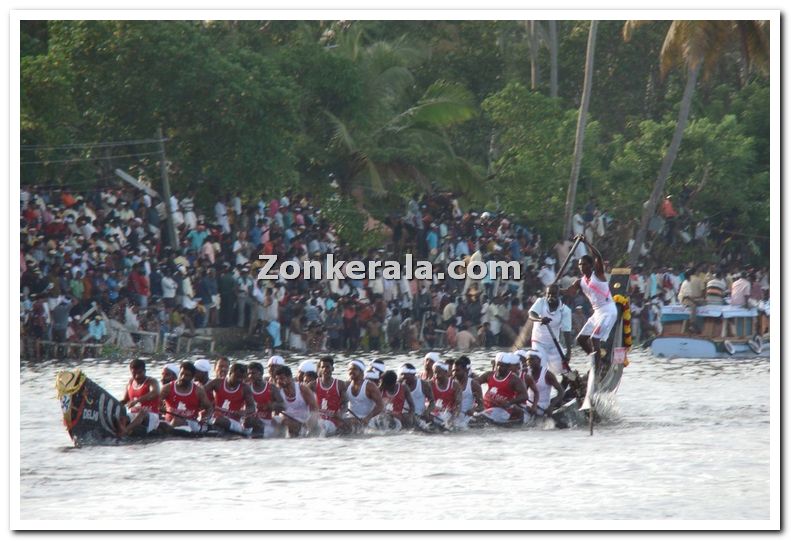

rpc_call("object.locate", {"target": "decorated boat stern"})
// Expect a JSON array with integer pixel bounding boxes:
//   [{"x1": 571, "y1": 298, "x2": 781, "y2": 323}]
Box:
[{"x1": 56, "y1": 370, "x2": 126, "y2": 446}]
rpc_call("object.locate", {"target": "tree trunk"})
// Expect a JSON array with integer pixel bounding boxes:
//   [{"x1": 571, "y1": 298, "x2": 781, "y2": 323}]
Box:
[
  {"x1": 529, "y1": 21, "x2": 540, "y2": 90},
  {"x1": 548, "y1": 20, "x2": 558, "y2": 98},
  {"x1": 563, "y1": 21, "x2": 598, "y2": 239},
  {"x1": 627, "y1": 62, "x2": 701, "y2": 267}
]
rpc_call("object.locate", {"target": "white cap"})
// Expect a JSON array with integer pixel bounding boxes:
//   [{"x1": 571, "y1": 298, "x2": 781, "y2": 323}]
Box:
[
  {"x1": 515, "y1": 349, "x2": 529, "y2": 360},
  {"x1": 499, "y1": 353, "x2": 520, "y2": 365},
  {"x1": 494, "y1": 351, "x2": 506, "y2": 364},
  {"x1": 424, "y1": 352, "x2": 441, "y2": 364},
  {"x1": 364, "y1": 370, "x2": 380, "y2": 381},
  {"x1": 194, "y1": 359, "x2": 212, "y2": 373},
  {"x1": 433, "y1": 361, "x2": 449, "y2": 373},
  {"x1": 369, "y1": 360, "x2": 386, "y2": 374},
  {"x1": 398, "y1": 363, "x2": 417, "y2": 375},
  {"x1": 164, "y1": 363, "x2": 180, "y2": 376},
  {"x1": 298, "y1": 360, "x2": 317, "y2": 374},
  {"x1": 348, "y1": 359, "x2": 366, "y2": 372},
  {"x1": 526, "y1": 349, "x2": 544, "y2": 361},
  {"x1": 267, "y1": 355, "x2": 285, "y2": 367}
]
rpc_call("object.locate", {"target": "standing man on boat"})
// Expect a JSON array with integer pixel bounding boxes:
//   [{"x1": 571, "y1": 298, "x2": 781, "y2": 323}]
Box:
[
  {"x1": 120, "y1": 358, "x2": 161, "y2": 437},
  {"x1": 345, "y1": 359, "x2": 385, "y2": 429},
  {"x1": 528, "y1": 284, "x2": 573, "y2": 375},
  {"x1": 160, "y1": 361, "x2": 215, "y2": 433},
  {"x1": 203, "y1": 362, "x2": 256, "y2": 435},
  {"x1": 559, "y1": 235, "x2": 618, "y2": 371}
]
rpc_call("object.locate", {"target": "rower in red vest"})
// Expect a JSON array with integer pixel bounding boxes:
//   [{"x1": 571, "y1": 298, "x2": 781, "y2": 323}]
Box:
[
  {"x1": 430, "y1": 361, "x2": 462, "y2": 423},
  {"x1": 120, "y1": 358, "x2": 161, "y2": 436},
  {"x1": 203, "y1": 362, "x2": 255, "y2": 435},
  {"x1": 476, "y1": 352, "x2": 530, "y2": 424},
  {"x1": 160, "y1": 361, "x2": 214, "y2": 433},
  {"x1": 246, "y1": 361, "x2": 285, "y2": 437},
  {"x1": 379, "y1": 369, "x2": 415, "y2": 430},
  {"x1": 315, "y1": 356, "x2": 349, "y2": 436}
]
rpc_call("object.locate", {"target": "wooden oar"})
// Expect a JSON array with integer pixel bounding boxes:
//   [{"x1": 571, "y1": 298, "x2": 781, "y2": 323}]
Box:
[{"x1": 551, "y1": 235, "x2": 583, "y2": 286}]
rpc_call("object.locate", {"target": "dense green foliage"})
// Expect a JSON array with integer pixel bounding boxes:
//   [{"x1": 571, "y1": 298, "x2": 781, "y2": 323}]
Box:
[{"x1": 20, "y1": 20, "x2": 770, "y2": 264}]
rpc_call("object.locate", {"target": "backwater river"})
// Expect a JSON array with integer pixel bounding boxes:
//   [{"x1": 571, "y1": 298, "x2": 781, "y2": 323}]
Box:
[{"x1": 19, "y1": 349, "x2": 770, "y2": 523}]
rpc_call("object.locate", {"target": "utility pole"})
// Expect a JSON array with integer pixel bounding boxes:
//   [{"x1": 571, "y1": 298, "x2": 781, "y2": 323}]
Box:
[{"x1": 157, "y1": 127, "x2": 178, "y2": 250}]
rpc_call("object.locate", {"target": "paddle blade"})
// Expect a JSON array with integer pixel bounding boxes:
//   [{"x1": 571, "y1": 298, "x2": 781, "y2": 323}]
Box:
[{"x1": 580, "y1": 354, "x2": 597, "y2": 411}]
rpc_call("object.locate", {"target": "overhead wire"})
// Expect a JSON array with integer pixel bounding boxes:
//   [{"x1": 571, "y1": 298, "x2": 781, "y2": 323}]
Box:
[
  {"x1": 20, "y1": 138, "x2": 166, "y2": 151},
  {"x1": 21, "y1": 151, "x2": 162, "y2": 166}
]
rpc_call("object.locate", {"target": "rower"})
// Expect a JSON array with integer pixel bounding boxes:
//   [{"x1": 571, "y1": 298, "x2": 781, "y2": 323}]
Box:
[
  {"x1": 398, "y1": 362, "x2": 435, "y2": 423},
  {"x1": 161, "y1": 362, "x2": 179, "y2": 386},
  {"x1": 315, "y1": 355, "x2": 349, "y2": 436},
  {"x1": 421, "y1": 351, "x2": 440, "y2": 380},
  {"x1": 246, "y1": 361, "x2": 285, "y2": 437},
  {"x1": 345, "y1": 359, "x2": 385, "y2": 429},
  {"x1": 193, "y1": 358, "x2": 212, "y2": 386},
  {"x1": 528, "y1": 284, "x2": 573, "y2": 375},
  {"x1": 274, "y1": 365, "x2": 319, "y2": 437},
  {"x1": 120, "y1": 358, "x2": 161, "y2": 437},
  {"x1": 523, "y1": 349, "x2": 564, "y2": 419},
  {"x1": 160, "y1": 361, "x2": 214, "y2": 432},
  {"x1": 203, "y1": 362, "x2": 255, "y2": 435},
  {"x1": 559, "y1": 235, "x2": 618, "y2": 372},
  {"x1": 267, "y1": 355, "x2": 285, "y2": 384},
  {"x1": 476, "y1": 353, "x2": 530, "y2": 424},
  {"x1": 214, "y1": 357, "x2": 230, "y2": 380},
  {"x1": 297, "y1": 360, "x2": 319, "y2": 390},
  {"x1": 452, "y1": 356, "x2": 484, "y2": 425},
  {"x1": 379, "y1": 370, "x2": 415, "y2": 430},
  {"x1": 431, "y1": 361, "x2": 461, "y2": 425}
]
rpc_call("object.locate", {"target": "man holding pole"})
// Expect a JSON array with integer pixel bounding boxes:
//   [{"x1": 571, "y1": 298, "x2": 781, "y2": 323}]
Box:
[
  {"x1": 527, "y1": 284, "x2": 573, "y2": 376},
  {"x1": 559, "y1": 235, "x2": 617, "y2": 371}
]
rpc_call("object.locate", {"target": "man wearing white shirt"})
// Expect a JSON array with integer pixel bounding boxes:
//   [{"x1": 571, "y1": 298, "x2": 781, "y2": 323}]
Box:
[
  {"x1": 528, "y1": 285, "x2": 572, "y2": 375},
  {"x1": 215, "y1": 199, "x2": 230, "y2": 234}
]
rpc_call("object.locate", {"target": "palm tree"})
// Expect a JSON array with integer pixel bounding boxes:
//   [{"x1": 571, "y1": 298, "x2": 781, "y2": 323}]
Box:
[
  {"x1": 563, "y1": 21, "x2": 598, "y2": 239},
  {"x1": 625, "y1": 20, "x2": 769, "y2": 267},
  {"x1": 323, "y1": 25, "x2": 482, "y2": 200}
]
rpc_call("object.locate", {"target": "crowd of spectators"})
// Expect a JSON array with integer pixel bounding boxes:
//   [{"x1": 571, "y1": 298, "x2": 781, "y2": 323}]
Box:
[{"x1": 20, "y1": 183, "x2": 770, "y2": 358}]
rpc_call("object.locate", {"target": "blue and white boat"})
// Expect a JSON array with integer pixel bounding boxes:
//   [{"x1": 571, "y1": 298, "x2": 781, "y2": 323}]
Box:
[{"x1": 650, "y1": 304, "x2": 769, "y2": 358}]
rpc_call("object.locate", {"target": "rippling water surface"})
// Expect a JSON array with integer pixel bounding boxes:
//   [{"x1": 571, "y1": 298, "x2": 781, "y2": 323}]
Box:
[{"x1": 19, "y1": 349, "x2": 770, "y2": 522}]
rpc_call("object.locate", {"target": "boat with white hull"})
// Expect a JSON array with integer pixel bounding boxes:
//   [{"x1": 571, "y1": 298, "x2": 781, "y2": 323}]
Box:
[{"x1": 650, "y1": 304, "x2": 769, "y2": 359}]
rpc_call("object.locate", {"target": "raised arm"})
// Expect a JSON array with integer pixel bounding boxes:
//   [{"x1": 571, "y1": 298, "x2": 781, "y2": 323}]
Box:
[{"x1": 583, "y1": 239, "x2": 606, "y2": 280}]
